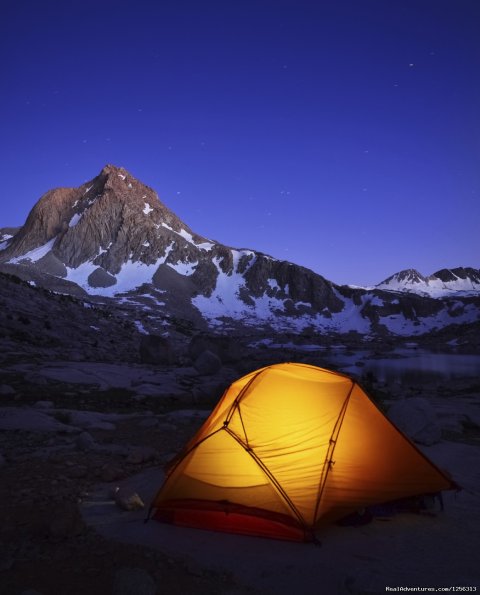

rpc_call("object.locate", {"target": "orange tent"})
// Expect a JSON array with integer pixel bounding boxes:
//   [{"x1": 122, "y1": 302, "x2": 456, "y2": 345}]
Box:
[{"x1": 151, "y1": 363, "x2": 456, "y2": 541}]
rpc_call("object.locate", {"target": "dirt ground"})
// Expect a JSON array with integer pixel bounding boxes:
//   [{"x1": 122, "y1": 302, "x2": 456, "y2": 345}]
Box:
[{"x1": 0, "y1": 408, "x2": 256, "y2": 595}]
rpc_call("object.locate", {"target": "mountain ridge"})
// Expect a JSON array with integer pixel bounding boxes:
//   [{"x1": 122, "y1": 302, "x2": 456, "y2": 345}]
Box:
[
  {"x1": 377, "y1": 267, "x2": 480, "y2": 297},
  {"x1": 1, "y1": 164, "x2": 479, "y2": 338}
]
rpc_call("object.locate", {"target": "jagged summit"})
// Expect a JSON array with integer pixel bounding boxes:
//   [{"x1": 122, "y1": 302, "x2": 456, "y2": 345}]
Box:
[
  {"x1": 432, "y1": 267, "x2": 480, "y2": 285},
  {"x1": 0, "y1": 164, "x2": 208, "y2": 275},
  {"x1": 378, "y1": 269, "x2": 427, "y2": 287}
]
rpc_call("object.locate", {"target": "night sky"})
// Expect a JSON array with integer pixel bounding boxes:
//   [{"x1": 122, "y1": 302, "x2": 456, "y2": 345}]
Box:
[{"x1": 1, "y1": 0, "x2": 479, "y2": 286}]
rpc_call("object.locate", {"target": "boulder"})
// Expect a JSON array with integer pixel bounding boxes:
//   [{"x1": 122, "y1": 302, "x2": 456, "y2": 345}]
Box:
[
  {"x1": 388, "y1": 397, "x2": 441, "y2": 445},
  {"x1": 193, "y1": 350, "x2": 222, "y2": 376},
  {"x1": 76, "y1": 431, "x2": 96, "y2": 451},
  {"x1": 100, "y1": 463, "x2": 124, "y2": 482},
  {"x1": 192, "y1": 380, "x2": 226, "y2": 405},
  {"x1": 87, "y1": 267, "x2": 117, "y2": 288},
  {"x1": 188, "y1": 333, "x2": 242, "y2": 363},
  {"x1": 114, "y1": 488, "x2": 145, "y2": 511},
  {"x1": 139, "y1": 334, "x2": 173, "y2": 365},
  {"x1": 36, "y1": 251, "x2": 68, "y2": 277},
  {"x1": 126, "y1": 446, "x2": 157, "y2": 464}
]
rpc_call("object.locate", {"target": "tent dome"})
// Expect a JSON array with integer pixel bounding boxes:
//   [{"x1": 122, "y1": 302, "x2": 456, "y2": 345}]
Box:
[{"x1": 151, "y1": 363, "x2": 455, "y2": 541}]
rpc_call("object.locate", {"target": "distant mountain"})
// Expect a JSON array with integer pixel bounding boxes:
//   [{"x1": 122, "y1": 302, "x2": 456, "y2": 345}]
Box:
[
  {"x1": 1, "y1": 164, "x2": 479, "y2": 339},
  {"x1": 377, "y1": 267, "x2": 480, "y2": 297}
]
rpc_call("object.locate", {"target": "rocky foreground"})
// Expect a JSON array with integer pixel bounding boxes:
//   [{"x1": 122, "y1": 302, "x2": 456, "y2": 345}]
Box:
[{"x1": 1, "y1": 340, "x2": 479, "y2": 594}]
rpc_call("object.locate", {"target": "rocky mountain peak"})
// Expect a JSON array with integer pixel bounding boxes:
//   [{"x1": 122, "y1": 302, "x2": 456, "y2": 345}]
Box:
[
  {"x1": 376, "y1": 266, "x2": 480, "y2": 298},
  {"x1": 431, "y1": 267, "x2": 480, "y2": 285},
  {"x1": 377, "y1": 268, "x2": 426, "y2": 287},
  {"x1": 0, "y1": 165, "x2": 208, "y2": 273}
]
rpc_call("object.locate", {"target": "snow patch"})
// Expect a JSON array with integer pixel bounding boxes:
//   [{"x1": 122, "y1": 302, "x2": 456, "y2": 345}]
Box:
[
  {"x1": 8, "y1": 238, "x2": 56, "y2": 264},
  {"x1": 193, "y1": 250, "x2": 286, "y2": 327},
  {"x1": 134, "y1": 320, "x2": 148, "y2": 335},
  {"x1": 195, "y1": 240, "x2": 215, "y2": 251},
  {"x1": 97, "y1": 242, "x2": 113, "y2": 256},
  {"x1": 69, "y1": 213, "x2": 82, "y2": 227},
  {"x1": 167, "y1": 261, "x2": 198, "y2": 276},
  {"x1": 267, "y1": 279, "x2": 280, "y2": 291},
  {"x1": 379, "y1": 302, "x2": 480, "y2": 336},
  {"x1": 160, "y1": 223, "x2": 214, "y2": 251},
  {"x1": 143, "y1": 203, "x2": 153, "y2": 215},
  {"x1": 65, "y1": 242, "x2": 175, "y2": 297},
  {"x1": 178, "y1": 228, "x2": 195, "y2": 243},
  {"x1": 117, "y1": 173, "x2": 126, "y2": 180},
  {"x1": 368, "y1": 295, "x2": 384, "y2": 307}
]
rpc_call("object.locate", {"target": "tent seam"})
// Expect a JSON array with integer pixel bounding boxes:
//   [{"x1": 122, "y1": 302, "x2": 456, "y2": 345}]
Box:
[
  {"x1": 223, "y1": 426, "x2": 308, "y2": 532},
  {"x1": 313, "y1": 380, "x2": 355, "y2": 522}
]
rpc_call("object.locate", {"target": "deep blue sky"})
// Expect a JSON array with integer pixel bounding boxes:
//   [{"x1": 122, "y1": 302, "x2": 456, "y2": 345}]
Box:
[{"x1": 1, "y1": 0, "x2": 479, "y2": 286}]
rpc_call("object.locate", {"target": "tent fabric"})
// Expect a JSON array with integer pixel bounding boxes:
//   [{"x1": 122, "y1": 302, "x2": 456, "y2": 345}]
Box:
[{"x1": 151, "y1": 363, "x2": 456, "y2": 541}]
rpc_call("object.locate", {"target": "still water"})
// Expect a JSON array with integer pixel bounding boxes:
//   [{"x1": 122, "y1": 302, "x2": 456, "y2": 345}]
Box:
[{"x1": 321, "y1": 349, "x2": 480, "y2": 386}]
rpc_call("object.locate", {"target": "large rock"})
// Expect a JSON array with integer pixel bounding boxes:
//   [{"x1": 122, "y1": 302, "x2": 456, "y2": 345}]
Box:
[
  {"x1": 87, "y1": 267, "x2": 117, "y2": 288},
  {"x1": 100, "y1": 463, "x2": 124, "y2": 482},
  {"x1": 36, "y1": 251, "x2": 68, "y2": 277},
  {"x1": 139, "y1": 334, "x2": 173, "y2": 365},
  {"x1": 188, "y1": 333, "x2": 242, "y2": 363},
  {"x1": 76, "y1": 431, "x2": 96, "y2": 451},
  {"x1": 126, "y1": 446, "x2": 157, "y2": 464},
  {"x1": 114, "y1": 488, "x2": 145, "y2": 511},
  {"x1": 387, "y1": 397, "x2": 441, "y2": 445},
  {"x1": 193, "y1": 350, "x2": 222, "y2": 376}
]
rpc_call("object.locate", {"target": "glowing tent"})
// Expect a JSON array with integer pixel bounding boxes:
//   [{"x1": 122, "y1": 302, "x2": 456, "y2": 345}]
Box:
[{"x1": 151, "y1": 363, "x2": 455, "y2": 541}]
